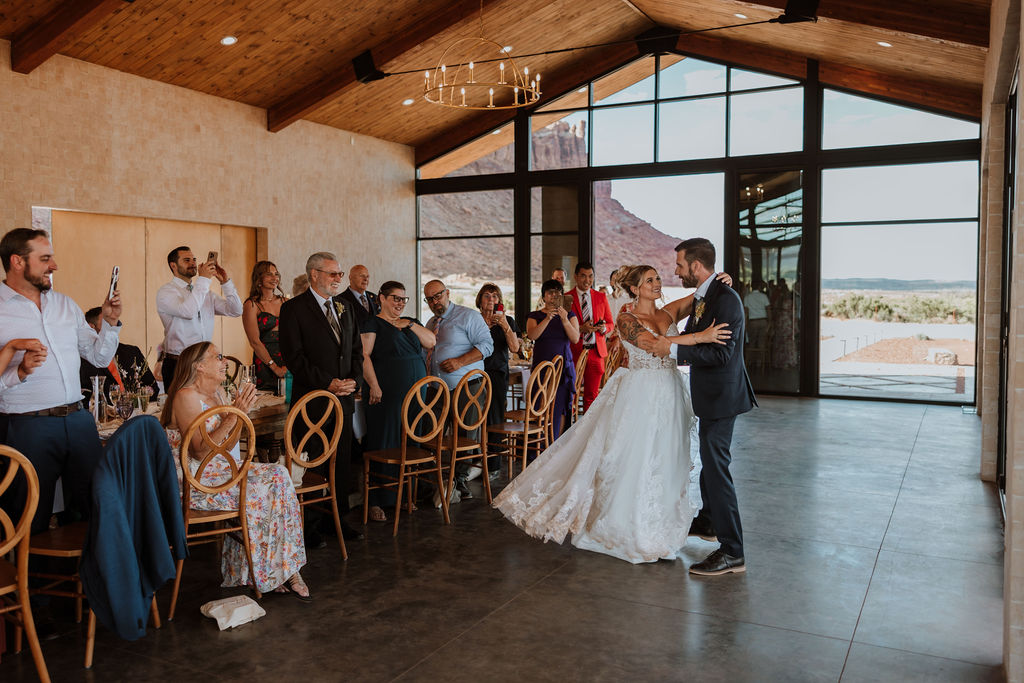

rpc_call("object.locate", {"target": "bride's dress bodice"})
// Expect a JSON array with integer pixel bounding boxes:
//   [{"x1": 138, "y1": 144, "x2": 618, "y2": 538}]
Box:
[{"x1": 621, "y1": 321, "x2": 679, "y2": 370}]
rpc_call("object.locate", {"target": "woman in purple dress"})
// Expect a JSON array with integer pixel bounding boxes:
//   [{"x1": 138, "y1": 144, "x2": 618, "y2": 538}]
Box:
[{"x1": 526, "y1": 279, "x2": 580, "y2": 440}]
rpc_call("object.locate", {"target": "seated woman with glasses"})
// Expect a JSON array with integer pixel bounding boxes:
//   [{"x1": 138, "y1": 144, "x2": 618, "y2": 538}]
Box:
[
  {"x1": 360, "y1": 280, "x2": 436, "y2": 522},
  {"x1": 160, "y1": 341, "x2": 312, "y2": 601}
]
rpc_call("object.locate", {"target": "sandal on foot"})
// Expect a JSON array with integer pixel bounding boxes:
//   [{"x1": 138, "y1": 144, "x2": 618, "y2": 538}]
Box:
[
  {"x1": 369, "y1": 506, "x2": 387, "y2": 522},
  {"x1": 285, "y1": 574, "x2": 313, "y2": 603}
]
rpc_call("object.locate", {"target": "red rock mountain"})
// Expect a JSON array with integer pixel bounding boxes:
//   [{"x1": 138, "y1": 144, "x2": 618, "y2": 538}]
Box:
[{"x1": 419, "y1": 120, "x2": 680, "y2": 285}]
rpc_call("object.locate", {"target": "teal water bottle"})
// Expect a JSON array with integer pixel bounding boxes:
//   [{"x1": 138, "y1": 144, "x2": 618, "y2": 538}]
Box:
[{"x1": 284, "y1": 370, "x2": 293, "y2": 405}]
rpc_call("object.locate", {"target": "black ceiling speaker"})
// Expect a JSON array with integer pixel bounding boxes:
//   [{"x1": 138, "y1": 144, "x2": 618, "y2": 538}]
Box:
[
  {"x1": 353, "y1": 50, "x2": 386, "y2": 84},
  {"x1": 770, "y1": 0, "x2": 820, "y2": 24},
  {"x1": 635, "y1": 26, "x2": 683, "y2": 55}
]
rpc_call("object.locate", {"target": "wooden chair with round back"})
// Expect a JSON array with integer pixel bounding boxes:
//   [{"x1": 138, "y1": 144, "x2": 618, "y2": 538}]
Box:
[
  {"x1": 444, "y1": 370, "x2": 492, "y2": 502},
  {"x1": 168, "y1": 405, "x2": 259, "y2": 620},
  {"x1": 363, "y1": 376, "x2": 451, "y2": 536},
  {"x1": 284, "y1": 390, "x2": 347, "y2": 559},
  {"x1": 0, "y1": 446, "x2": 49, "y2": 683},
  {"x1": 600, "y1": 342, "x2": 625, "y2": 388},
  {"x1": 570, "y1": 348, "x2": 589, "y2": 424},
  {"x1": 223, "y1": 355, "x2": 243, "y2": 386},
  {"x1": 487, "y1": 360, "x2": 557, "y2": 478},
  {"x1": 545, "y1": 354, "x2": 565, "y2": 444}
]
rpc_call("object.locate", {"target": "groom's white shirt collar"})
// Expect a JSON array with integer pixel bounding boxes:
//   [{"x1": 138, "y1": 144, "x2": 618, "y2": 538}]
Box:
[{"x1": 694, "y1": 271, "x2": 718, "y2": 299}]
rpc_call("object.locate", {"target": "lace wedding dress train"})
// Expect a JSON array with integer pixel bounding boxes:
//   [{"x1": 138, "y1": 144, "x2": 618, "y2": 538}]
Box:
[{"x1": 493, "y1": 324, "x2": 701, "y2": 564}]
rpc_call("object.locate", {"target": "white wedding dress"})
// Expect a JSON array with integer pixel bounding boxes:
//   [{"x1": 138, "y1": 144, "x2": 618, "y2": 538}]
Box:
[{"x1": 493, "y1": 322, "x2": 702, "y2": 564}]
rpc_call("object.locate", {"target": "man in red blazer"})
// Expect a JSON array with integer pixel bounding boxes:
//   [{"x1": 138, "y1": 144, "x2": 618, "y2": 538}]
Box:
[{"x1": 569, "y1": 262, "x2": 614, "y2": 411}]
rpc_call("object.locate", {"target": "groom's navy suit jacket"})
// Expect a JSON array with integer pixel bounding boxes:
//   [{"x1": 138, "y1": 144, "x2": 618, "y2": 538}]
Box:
[{"x1": 676, "y1": 278, "x2": 756, "y2": 419}]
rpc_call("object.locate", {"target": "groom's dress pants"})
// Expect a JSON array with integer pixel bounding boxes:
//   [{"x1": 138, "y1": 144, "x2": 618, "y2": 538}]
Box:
[{"x1": 697, "y1": 415, "x2": 743, "y2": 557}]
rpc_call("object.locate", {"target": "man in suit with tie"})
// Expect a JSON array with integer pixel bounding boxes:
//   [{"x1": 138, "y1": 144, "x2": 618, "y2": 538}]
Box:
[
  {"x1": 280, "y1": 251, "x2": 364, "y2": 542},
  {"x1": 339, "y1": 264, "x2": 380, "y2": 327},
  {"x1": 647, "y1": 237, "x2": 756, "y2": 576},
  {"x1": 569, "y1": 262, "x2": 614, "y2": 412}
]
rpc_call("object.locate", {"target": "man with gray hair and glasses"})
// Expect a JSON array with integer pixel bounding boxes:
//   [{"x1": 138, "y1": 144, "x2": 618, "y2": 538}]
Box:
[{"x1": 280, "y1": 251, "x2": 364, "y2": 543}]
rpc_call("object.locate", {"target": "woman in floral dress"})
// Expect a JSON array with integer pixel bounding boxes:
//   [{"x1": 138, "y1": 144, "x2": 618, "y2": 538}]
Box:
[{"x1": 161, "y1": 341, "x2": 310, "y2": 600}]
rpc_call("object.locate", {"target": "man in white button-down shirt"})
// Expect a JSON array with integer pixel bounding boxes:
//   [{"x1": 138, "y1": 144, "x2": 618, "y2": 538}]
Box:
[
  {"x1": 156, "y1": 246, "x2": 243, "y2": 386},
  {"x1": 0, "y1": 228, "x2": 123, "y2": 532}
]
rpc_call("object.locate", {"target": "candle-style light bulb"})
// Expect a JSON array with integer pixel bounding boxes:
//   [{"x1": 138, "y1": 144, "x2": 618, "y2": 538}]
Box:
[
  {"x1": 461, "y1": 87, "x2": 466, "y2": 106},
  {"x1": 424, "y1": 70, "x2": 430, "y2": 92},
  {"x1": 488, "y1": 87, "x2": 494, "y2": 107},
  {"x1": 469, "y1": 61, "x2": 475, "y2": 83},
  {"x1": 441, "y1": 64, "x2": 447, "y2": 86},
  {"x1": 514, "y1": 86, "x2": 519, "y2": 105},
  {"x1": 499, "y1": 62, "x2": 505, "y2": 84}
]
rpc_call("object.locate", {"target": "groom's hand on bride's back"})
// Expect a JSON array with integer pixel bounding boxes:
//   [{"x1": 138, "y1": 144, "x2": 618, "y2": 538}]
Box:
[{"x1": 640, "y1": 335, "x2": 673, "y2": 358}]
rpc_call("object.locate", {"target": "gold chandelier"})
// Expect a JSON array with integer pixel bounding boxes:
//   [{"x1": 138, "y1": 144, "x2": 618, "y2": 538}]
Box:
[{"x1": 422, "y1": 7, "x2": 540, "y2": 110}]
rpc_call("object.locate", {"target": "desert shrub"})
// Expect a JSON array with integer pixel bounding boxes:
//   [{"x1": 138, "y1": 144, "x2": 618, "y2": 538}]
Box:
[{"x1": 822, "y1": 291, "x2": 975, "y2": 324}]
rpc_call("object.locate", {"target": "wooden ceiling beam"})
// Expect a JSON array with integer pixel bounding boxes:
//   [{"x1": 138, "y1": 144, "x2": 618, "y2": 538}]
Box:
[
  {"x1": 819, "y1": 62, "x2": 980, "y2": 120},
  {"x1": 10, "y1": 0, "x2": 129, "y2": 74},
  {"x1": 267, "y1": 0, "x2": 504, "y2": 133},
  {"x1": 741, "y1": 0, "x2": 988, "y2": 48},
  {"x1": 414, "y1": 42, "x2": 641, "y2": 166}
]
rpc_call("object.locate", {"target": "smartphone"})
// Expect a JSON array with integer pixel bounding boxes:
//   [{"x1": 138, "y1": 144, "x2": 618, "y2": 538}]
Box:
[
  {"x1": 207, "y1": 250, "x2": 218, "y2": 263},
  {"x1": 562, "y1": 294, "x2": 574, "y2": 310},
  {"x1": 494, "y1": 303, "x2": 504, "y2": 314},
  {"x1": 107, "y1": 266, "x2": 119, "y2": 300}
]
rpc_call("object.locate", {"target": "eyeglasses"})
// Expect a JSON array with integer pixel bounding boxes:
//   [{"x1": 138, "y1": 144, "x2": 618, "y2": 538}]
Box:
[
  {"x1": 204, "y1": 353, "x2": 224, "y2": 362},
  {"x1": 315, "y1": 268, "x2": 345, "y2": 278},
  {"x1": 388, "y1": 295, "x2": 410, "y2": 304},
  {"x1": 423, "y1": 289, "x2": 448, "y2": 304}
]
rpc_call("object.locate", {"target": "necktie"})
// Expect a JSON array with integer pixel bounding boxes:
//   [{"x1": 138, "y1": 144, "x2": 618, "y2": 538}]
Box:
[
  {"x1": 186, "y1": 284, "x2": 193, "y2": 292},
  {"x1": 360, "y1": 293, "x2": 369, "y2": 312},
  {"x1": 188, "y1": 283, "x2": 200, "y2": 320},
  {"x1": 325, "y1": 300, "x2": 341, "y2": 342},
  {"x1": 108, "y1": 360, "x2": 125, "y2": 391},
  {"x1": 426, "y1": 317, "x2": 443, "y2": 372},
  {"x1": 581, "y1": 291, "x2": 595, "y2": 345}
]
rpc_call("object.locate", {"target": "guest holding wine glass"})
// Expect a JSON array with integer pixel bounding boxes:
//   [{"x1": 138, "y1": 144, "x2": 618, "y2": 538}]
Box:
[
  {"x1": 360, "y1": 281, "x2": 435, "y2": 522},
  {"x1": 161, "y1": 341, "x2": 310, "y2": 599},
  {"x1": 526, "y1": 279, "x2": 580, "y2": 440},
  {"x1": 242, "y1": 261, "x2": 288, "y2": 391},
  {"x1": 476, "y1": 283, "x2": 519, "y2": 475}
]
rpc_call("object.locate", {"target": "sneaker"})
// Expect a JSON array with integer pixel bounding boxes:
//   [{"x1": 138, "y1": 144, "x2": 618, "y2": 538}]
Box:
[
  {"x1": 466, "y1": 465, "x2": 483, "y2": 482},
  {"x1": 455, "y1": 477, "x2": 473, "y2": 499}
]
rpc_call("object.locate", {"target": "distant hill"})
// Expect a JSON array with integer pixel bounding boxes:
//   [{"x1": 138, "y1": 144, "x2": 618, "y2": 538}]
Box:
[
  {"x1": 822, "y1": 278, "x2": 976, "y2": 291},
  {"x1": 419, "y1": 120, "x2": 680, "y2": 285}
]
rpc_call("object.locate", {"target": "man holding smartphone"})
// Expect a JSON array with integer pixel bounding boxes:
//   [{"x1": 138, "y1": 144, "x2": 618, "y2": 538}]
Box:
[
  {"x1": 156, "y1": 246, "x2": 242, "y2": 386},
  {"x1": 568, "y1": 262, "x2": 614, "y2": 412}
]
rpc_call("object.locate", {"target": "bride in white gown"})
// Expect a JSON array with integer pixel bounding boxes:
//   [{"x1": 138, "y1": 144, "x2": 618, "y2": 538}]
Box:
[{"x1": 493, "y1": 265, "x2": 731, "y2": 563}]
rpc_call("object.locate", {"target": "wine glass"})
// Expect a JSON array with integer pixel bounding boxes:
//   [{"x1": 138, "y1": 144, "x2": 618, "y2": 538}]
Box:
[{"x1": 115, "y1": 394, "x2": 134, "y2": 421}]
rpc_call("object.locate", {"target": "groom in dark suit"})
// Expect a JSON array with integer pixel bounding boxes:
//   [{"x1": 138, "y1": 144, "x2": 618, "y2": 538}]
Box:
[
  {"x1": 649, "y1": 237, "x2": 756, "y2": 575},
  {"x1": 280, "y1": 251, "x2": 364, "y2": 542}
]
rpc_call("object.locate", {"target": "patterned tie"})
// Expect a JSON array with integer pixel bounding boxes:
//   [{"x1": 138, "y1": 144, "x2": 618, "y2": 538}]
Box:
[
  {"x1": 187, "y1": 283, "x2": 200, "y2": 320},
  {"x1": 426, "y1": 316, "x2": 443, "y2": 372},
  {"x1": 324, "y1": 300, "x2": 341, "y2": 343},
  {"x1": 581, "y1": 291, "x2": 595, "y2": 345},
  {"x1": 360, "y1": 293, "x2": 369, "y2": 312}
]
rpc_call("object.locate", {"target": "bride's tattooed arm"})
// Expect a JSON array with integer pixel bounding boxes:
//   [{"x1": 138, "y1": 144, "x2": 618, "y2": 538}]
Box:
[{"x1": 616, "y1": 313, "x2": 655, "y2": 345}]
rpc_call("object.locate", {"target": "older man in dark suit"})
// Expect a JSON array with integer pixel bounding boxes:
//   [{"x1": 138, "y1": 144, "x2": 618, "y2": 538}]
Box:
[
  {"x1": 648, "y1": 237, "x2": 756, "y2": 576},
  {"x1": 338, "y1": 264, "x2": 380, "y2": 327},
  {"x1": 280, "y1": 251, "x2": 364, "y2": 543}
]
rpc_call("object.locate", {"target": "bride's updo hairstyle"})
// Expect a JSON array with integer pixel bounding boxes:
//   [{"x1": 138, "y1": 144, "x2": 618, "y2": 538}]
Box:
[
  {"x1": 620, "y1": 264, "x2": 657, "y2": 300},
  {"x1": 610, "y1": 264, "x2": 634, "y2": 298}
]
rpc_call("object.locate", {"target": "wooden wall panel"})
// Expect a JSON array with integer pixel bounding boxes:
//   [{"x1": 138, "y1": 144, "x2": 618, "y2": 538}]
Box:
[
  {"x1": 50, "y1": 210, "x2": 147, "y2": 349},
  {"x1": 220, "y1": 224, "x2": 258, "y2": 363}
]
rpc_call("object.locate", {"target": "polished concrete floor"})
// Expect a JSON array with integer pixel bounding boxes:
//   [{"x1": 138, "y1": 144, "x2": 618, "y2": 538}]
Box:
[{"x1": 0, "y1": 397, "x2": 1004, "y2": 682}]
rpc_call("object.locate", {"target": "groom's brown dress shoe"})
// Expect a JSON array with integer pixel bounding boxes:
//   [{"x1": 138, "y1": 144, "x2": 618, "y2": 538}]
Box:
[
  {"x1": 688, "y1": 519, "x2": 717, "y2": 542},
  {"x1": 689, "y1": 549, "x2": 745, "y2": 576}
]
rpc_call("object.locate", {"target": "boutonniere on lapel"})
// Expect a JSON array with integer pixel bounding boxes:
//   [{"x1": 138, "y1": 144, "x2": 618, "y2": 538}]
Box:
[
  {"x1": 694, "y1": 299, "x2": 706, "y2": 324},
  {"x1": 333, "y1": 300, "x2": 346, "y2": 318}
]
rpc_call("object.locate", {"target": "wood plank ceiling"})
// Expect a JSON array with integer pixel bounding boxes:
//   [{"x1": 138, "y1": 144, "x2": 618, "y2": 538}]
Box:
[{"x1": 1, "y1": 0, "x2": 990, "y2": 164}]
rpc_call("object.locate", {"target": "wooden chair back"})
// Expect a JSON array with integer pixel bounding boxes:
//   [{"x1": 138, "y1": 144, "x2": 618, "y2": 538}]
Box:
[
  {"x1": 526, "y1": 360, "x2": 557, "y2": 423},
  {"x1": 223, "y1": 355, "x2": 243, "y2": 385},
  {"x1": 571, "y1": 349, "x2": 589, "y2": 421},
  {"x1": 284, "y1": 390, "x2": 344, "y2": 469},
  {"x1": 402, "y1": 375, "x2": 450, "y2": 449},
  {"x1": 451, "y1": 369, "x2": 491, "y2": 434},
  {"x1": 180, "y1": 404, "x2": 256, "y2": 512},
  {"x1": 601, "y1": 343, "x2": 624, "y2": 387},
  {"x1": 0, "y1": 445, "x2": 38, "y2": 558}
]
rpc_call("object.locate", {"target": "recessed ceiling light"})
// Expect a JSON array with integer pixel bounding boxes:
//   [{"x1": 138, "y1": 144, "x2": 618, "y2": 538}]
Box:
[
  {"x1": 877, "y1": 41, "x2": 892, "y2": 47},
  {"x1": 503, "y1": 46, "x2": 512, "y2": 52},
  {"x1": 577, "y1": 87, "x2": 587, "y2": 93},
  {"x1": 492, "y1": 129, "x2": 502, "y2": 135},
  {"x1": 402, "y1": 98, "x2": 414, "y2": 106},
  {"x1": 220, "y1": 36, "x2": 237, "y2": 46},
  {"x1": 734, "y1": 13, "x2": 747, "y2": 19}
]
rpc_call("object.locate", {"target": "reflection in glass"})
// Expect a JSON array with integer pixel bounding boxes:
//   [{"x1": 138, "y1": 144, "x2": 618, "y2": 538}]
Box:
[
  {"x1": 531, "y1": 111, "x2": 588, "y2": 170},
  {"x1": 535, "y1": 85, "x2": 589, "y2": 113},
  {"x1": 822, "y1": 89, "x2": 980, "y2": 150},
  {"x1": 658, "y1": 97, "x2": 726, "y2": 161},
  {"x1": 593, "y1": 57, "x2": 656, "y2": 105},
  {"x1": 737, "y1": 171, "x2": 803, "y2": 393},
  {"x1": 419, "y1": 236, "x2": 515, "y2": 317},
  {"x1": 418, "y1": 124, "x2": 513, "y2": 179},
  {"x1": 729, "y1": 88, "x2": 803, "y2": 156},
  {"x1": 730, "y1": 68, "x2": 799, "y2": 91},
  {"x1": 659, "y1": 55, "x2": 727, "y2": 98},
  {"x1": 531, "y1": 186, "x2": 579, "y2": 305},
  {"x1": 822, "y1": 161, "x2": 980, "y2": 223},
  {"x1": 592, "y1": 104, "x2": 654, "y2": 166},
  {"x1": 418, "y1": 189, "x2": 514, "y2": 238},
  {"x1": 818, "y1": 222, "x2": 978, "y2": 402}
]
